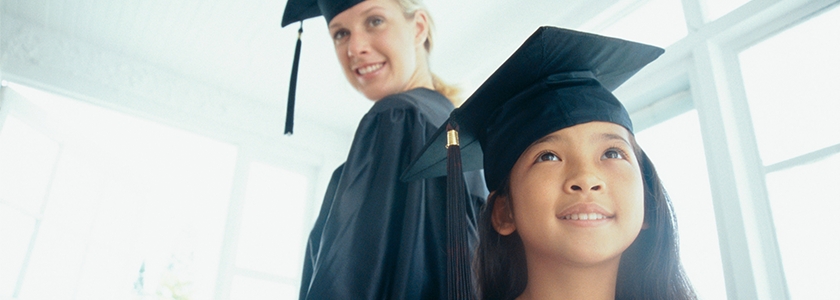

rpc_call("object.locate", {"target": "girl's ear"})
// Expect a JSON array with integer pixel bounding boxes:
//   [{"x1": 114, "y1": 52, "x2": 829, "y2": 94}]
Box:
[
  {"x1": 491, "y1": 193, "x2": 516, "y2": 235},
  {"x1": 412, "y1": 10, "x2": 430, "y2": 47}
]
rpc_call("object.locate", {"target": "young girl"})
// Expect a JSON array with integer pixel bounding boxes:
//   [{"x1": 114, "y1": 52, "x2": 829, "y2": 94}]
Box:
[{"x1": 404, "y1": 26, "x2": 696, "y2": 300}]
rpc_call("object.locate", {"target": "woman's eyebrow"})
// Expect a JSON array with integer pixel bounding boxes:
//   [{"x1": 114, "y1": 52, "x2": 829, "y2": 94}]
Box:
[
  {"x1": 361, "y1": 6, "x2": 385, "y2": 15},
  {"x1": 329, "y1": 6, "x2": 385, "y2": 30}
]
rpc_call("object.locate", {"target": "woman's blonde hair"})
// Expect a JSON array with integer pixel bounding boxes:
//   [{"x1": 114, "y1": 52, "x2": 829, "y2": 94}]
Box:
[{"x1": 395, "y1": 0, "x2": 462, "y2": 104}]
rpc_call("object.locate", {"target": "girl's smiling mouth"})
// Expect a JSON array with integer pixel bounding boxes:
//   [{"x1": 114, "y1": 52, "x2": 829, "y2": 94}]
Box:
[
  {"x1": 559, "y1": 213, "x2": 610, "y2": 220},
  {"x1": 557, "y1": 203, "x2": 615, "y2": 223}
]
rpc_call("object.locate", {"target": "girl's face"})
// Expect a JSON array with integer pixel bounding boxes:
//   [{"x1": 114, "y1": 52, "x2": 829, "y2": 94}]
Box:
[
  {"x1": 328, "y1": 0, "x2": 428, "y2": 101},
  {"x1": 494, "y1": 121, "x2": 645, "y2": 268}
]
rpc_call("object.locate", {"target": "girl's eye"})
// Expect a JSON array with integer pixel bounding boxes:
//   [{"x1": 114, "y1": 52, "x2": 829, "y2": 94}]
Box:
[
  {"x1": 333, "y1": 30, "x2": 349, "y2": 41},
  {"x1": 536, "y1": 152, "x2": 560, "y2": 163},
  {"x1": 601, "y1": 149, "x2": 626, "y2": 160}
]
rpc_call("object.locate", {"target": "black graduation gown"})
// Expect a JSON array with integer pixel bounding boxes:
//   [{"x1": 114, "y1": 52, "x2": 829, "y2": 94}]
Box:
[{"x1": 299, "y1": 88, "x2": 488, "y2": 300}]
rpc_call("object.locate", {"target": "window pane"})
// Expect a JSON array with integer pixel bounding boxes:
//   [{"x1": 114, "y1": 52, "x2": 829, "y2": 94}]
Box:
[
  {"x1": 765, "y1": 153, "x2": 840, "y2": 299},
  {"x1": 0, "y1": 115, "x2": 59, "y2": 215},
  {"x1": 230, "y1": 275, "x2": 298, "y2": 299},
  {"x1": 8, "y1": 84, "x2": 238, "y2": 300},
  {"x1": 701, "y1": 0, "x2": 750, "y2": 22},
  {"x1": 635, "y1": 110, "x2": 727, "y2": 299},
  {"x1": 0, "y1": 204, "x2": 36, "y2": 298},
  {"x1": 17, "y1": 150, "x2": 102, "y2": 299},
  {"x1": 739, "y1": 7, "x2": 840, "y2": 166},
  {"x1": 599, "y1": 0, "x2": 688, "y2": 48},
  {"x1": 235, "y1": 162, "x2": 308, "y2": 279}
]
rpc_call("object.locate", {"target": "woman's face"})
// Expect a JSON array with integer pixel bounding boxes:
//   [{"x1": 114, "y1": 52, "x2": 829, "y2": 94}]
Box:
[
  {"x1": 328, "y1": 0, "x2": 428, "y2": 101},
  {"x1": 495, "y1": 122, "x2": 645, "y2": 269}
]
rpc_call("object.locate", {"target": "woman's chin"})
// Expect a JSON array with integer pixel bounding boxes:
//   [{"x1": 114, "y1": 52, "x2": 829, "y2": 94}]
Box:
[
  {"x1": 358, "y1": 85, "x2": 395, "y2": 102},
  {"x1": 360, "y1": 89, "x2": 384, "y2": 101}
]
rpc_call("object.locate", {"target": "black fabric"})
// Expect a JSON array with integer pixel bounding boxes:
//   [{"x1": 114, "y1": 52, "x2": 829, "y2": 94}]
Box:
[
  {"x1": 402, "y1": 26, "x2": 664, "y2": 191},
  {"x1": 282, "y1": 0, "x2": 366, "y2": 27},
  {"x1": 299, "y1": 88, "x2": 488, "y2": 300},
  {"x1": 482, "y1": 73, "x2": 632, "y2": 193}
]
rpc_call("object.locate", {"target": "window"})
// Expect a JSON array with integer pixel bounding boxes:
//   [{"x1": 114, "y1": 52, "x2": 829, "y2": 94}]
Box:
[
  {"x1": 636, "y1": 109, "x2": 727, "y2": 299},
  {"x1": 231, "y1": 161, "x2": 309, "y2": 299},
  {"x1": 701, "y1": 0, "x2": 751, "y2": 22},
  {"x1": 0, "y1": 111, "x2": 60, "y2": 297},
  {"x1": 0, "y1": 83, "x2": 238, "y2": 299},
  {"x1": 597, "y1": 0, "x2": 688, "y2": 48},
  {"x1": 738, "y1": 6, "x2": 840, "y2": 298},
  {"x1": 739, "y1": 7, "x2": 840, "y2": 166}
]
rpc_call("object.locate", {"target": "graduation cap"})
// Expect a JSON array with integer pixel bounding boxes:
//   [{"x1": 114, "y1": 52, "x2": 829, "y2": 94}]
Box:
[
  {"x1": 282, "y1": 0, "x2": 364, "y2": 27},
  {"x1": 402, "y1": 26, "x2": 664, "y2": 192},
  {"x1": 280, "y1": 0, "x2": 367, "y2": 134}
]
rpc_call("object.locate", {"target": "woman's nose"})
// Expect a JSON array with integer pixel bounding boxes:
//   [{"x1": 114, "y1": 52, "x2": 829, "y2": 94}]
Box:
[{"x1": 347, "y1": 34, "x2": 369, "y2": 58}]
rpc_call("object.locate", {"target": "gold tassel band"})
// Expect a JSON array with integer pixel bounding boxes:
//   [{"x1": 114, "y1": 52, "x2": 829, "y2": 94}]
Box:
[{"x1": 446, "y1": 129, "x2": 459, "y2": 149}]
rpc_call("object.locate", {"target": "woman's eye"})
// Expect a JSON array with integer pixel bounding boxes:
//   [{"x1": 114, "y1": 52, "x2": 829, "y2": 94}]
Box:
[
  {"x1": 368, "y1": 17, "x2": 384, "y2": 27},
  {"x1": 333, "y1": 30, "x2": 349, "y2": 41},
  {"x1": 536, "y1": 152, "x2": 560, "y2": 162},
  {"x1": 601, "y1": 149, "x2": 626, "y2": 160}
]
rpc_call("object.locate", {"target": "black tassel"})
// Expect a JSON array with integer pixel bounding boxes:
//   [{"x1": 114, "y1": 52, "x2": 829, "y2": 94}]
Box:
[
  {"x1": 446, "y1": 122, "x2": 472, "y2": 300},
  {"x1": 285, "y1": 22, "x2": 303, "y2": 135}
]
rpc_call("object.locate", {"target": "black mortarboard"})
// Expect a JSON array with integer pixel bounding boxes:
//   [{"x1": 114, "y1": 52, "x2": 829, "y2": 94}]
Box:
[
  {"x1": 281, "y1": 0, "x2": 365, "y2": 26},
  {"x1": 402, "y1": 26, "x2": 664, "y2": 192},
  {"x1": 279, "y1": 0, "x2": 367, "y2": 135}
]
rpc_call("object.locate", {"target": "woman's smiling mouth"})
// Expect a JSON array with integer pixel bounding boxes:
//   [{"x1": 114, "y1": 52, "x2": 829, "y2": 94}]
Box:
[{"x1": 356, "y1": 62, "x2": 385, "y2": 75}]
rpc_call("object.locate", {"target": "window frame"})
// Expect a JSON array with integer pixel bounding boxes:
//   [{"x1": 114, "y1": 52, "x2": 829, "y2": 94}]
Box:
[{"x1": 616, "y1": 0, "x2": 840, "y2": 298}]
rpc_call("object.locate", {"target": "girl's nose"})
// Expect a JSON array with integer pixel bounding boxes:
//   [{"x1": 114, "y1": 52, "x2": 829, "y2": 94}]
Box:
[
  {"x1": 564, "y1": 165, "x2": 605, "y2": 194},
  {"x1": 569, "y1": 182, "x2": 602, "y2": 192}
]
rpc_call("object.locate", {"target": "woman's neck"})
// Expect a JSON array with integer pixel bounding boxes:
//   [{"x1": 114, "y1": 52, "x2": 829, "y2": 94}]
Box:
[
  {"x1": 405, "y1": 59, "x2": 434, "y2": 92},
  {"x1": 405, "y1": 47, "x2": 435, "y2": 90},
  {"x1": 516, "y1": 256, "x2": 621, "y2": 300}
]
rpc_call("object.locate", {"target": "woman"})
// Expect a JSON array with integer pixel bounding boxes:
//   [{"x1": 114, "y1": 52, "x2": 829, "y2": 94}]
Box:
[{"x1": 281, "y1": 0, "x2": 487, "y2": 299}]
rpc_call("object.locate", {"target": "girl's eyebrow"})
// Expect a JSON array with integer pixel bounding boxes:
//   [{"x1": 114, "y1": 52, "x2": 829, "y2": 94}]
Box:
[
  {"x1": 598, "y1": 132, "x2": 631, "y2": 146},
  {"x1": 531, "y1": 134, "x2": 563, "y2": 146},
  {"x1": 529, "y1": 131, "x2": 630, "y2": 149}
]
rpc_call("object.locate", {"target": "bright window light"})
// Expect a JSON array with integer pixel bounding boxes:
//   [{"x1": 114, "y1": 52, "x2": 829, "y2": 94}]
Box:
[
  {"x1": 230, "y1": 275, "x2": 298, "y2": 299},
  {"x1": 635, "y1": 110, "x2": 728, "y2": 299},
  {"x1": 235, "y1": 161, "x2": 309, "y2": 292},
  {"x1": 0, "y1": 204, "x2": 36, "y2": 297},
  {"x1": 765, "y1": 154, "x2": 840, "y2": 298},
  {"x1": 739, "y1": 6, "x2": 840, "y2": 166},
  {"x1": 701, "y1": 0, "x2": 751, "y2": 22},
  {"x1": 739, "y1": 7, "x2": 840, "y2": 298},
  {"x1": 599, "y1": 0, "x2": 688, "y2": 48},
  {"x1": 2, "y1": 83, "x2": 238, "y2": 300},
  {"x1": 0, "y1": 115, "x2": 59, "y2": 214}
]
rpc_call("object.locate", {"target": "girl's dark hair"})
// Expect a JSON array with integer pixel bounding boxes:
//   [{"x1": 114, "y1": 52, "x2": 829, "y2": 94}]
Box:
[{"x1": 474, "y1": 138, "x2": 697, "y2": 300}]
